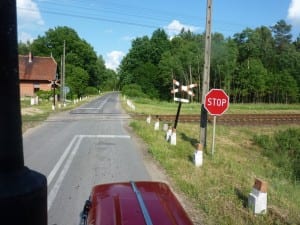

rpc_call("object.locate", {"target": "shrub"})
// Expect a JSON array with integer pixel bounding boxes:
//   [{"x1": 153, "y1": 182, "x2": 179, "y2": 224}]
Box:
[
  {"x1": 36, "y1": 90, "x2": 52, "y2": 100},
  {"x1": 85, "y1": 86, "x2": 98, "y2": 95},
  {"x1": 121, "y1": 84, "x2": 148, "y2": 98},
  {"x1": 253, "y1": 128, "x2": 300, "y2": 181}
]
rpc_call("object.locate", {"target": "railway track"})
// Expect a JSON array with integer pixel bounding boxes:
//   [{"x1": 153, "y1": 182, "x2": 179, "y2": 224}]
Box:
[{"x1": 130, "y1": 113, "x2": 300, "y2": 126}]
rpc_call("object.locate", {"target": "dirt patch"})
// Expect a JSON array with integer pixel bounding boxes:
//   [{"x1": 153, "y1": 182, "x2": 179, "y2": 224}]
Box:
[{"x1": 21, "y1": 107, "x2": 44, "y2": 115}]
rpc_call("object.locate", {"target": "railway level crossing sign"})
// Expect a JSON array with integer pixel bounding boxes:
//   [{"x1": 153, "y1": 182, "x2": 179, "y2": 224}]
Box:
[
  {"x1": 170, "y1": 79, "x2": 197, "y2": 129},
  {"x1": 204, "y1": 89, "x2": 229, "y2": 155},
  {"x1": 171, "y1": 79, "x2": 197, "y2": 103}
]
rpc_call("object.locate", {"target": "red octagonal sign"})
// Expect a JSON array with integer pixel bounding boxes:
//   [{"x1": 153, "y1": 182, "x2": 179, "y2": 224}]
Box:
[{"x1": 204, "y1": 89, "x2": 229, "y2": 116}]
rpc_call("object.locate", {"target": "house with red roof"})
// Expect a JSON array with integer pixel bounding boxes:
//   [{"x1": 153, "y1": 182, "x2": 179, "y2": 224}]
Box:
[{"x1": 18, "y1": 52, "x2": 57, "y2": 97}]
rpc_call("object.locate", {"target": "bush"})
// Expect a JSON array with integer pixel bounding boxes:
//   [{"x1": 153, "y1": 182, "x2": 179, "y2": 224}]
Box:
[
  {"x1": 85, "y1": 86, "x2": 98, "y2": 95},
  {"x1": 36, "y1": 90, "x2": 52, "y2": 100},
  {"x1": 253, "y1": 128, "x2": 300, "y2": 181},
  {"x1": 121, "y1": 84, "x2": 148, "y2": 98}
]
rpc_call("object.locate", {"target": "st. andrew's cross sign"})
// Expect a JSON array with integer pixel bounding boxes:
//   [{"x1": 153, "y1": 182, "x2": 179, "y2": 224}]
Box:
[
  {"x1": 170, "y1": 79, "x2": 197, "y2": 129},
  {"x1": 171, "y1": 79, "x2": 197, "y2": 103}
]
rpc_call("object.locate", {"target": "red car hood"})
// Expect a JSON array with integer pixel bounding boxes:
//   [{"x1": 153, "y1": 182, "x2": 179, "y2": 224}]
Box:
[{"x1": 87, "y1": 181, "x2": 193, "y2": 225}]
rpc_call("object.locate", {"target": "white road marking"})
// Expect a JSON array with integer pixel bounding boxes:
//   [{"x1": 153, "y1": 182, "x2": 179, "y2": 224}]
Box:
[
  {"x1": 47, "y1": 135, "x2": 78, "y2": 186},
  {"x1": 47, "y1": 134, "x2": 131, "y2": 211},
  {"x1": 97, "y1": 98, "x2": 108, "y2": 109},
  {"x1": 48, "y1": 135, "x2": 82, "y2": 211},
  {"x1": 79, "y1": 134, "x2": 131, "y2": 139}
]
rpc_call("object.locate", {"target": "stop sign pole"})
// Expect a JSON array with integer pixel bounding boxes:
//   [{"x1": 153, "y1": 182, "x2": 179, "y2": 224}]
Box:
[{"x1": 204, "y1": 89, "x2": 229, "y2": 155}]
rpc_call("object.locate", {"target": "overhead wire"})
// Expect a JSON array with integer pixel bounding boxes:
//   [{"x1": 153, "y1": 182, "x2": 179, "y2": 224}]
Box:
[{"x1": 17, "y1": 0, "x2": 251, "y2": 36}]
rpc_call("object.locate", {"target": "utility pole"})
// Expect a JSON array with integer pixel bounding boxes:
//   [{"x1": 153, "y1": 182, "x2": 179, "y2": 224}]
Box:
[
  {"x1": 0, "y1": 1, "x2": 47, "y2": 224},
  {"x1": 63, "y1": 40, "x2": 66, "y2": 105},
  {"x1": 200, "y1": 0, "x2": 213, "y2": 147},
  {"x1": 60, "y1": 40, "x2": 66, "y2": 105}
]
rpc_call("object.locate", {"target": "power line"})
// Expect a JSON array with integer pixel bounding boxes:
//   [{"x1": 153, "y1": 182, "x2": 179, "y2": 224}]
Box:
[
  {"x1": 38, "y1": 0, "x2": 253, "y2": 34},
  {"x1": 17, "y1": 1, "x2": 257, "y2": 37},
  {"x1": 18, "y1": 7, "x2": 162, "y2": 30}
]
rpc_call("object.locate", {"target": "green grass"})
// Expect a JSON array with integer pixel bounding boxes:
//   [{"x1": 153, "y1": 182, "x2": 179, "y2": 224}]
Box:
[
  {"x1": 130, "y1": 121, "x2": 300, "y2": 225},
  {"x1": 122, "y1": 96, "x2": 300, "y2": 115},
  {"x1": 123, "y1": 97, "x2": 300, "y2": 225}
]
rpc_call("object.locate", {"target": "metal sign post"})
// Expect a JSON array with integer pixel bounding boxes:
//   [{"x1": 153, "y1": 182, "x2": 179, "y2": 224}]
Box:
[{"x1": 212, "y1": 116, "x2": 217, "y2": 155}]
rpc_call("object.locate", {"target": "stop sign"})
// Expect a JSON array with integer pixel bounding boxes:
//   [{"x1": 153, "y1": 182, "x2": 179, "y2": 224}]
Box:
[{"x1": 204, "y1": 89, "x2": 229, "y2": 116}]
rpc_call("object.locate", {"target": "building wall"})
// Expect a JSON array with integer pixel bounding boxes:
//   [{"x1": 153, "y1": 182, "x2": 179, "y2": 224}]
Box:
[{"x1": 20, "y1": 82, "x2": 52, "y2": 97}]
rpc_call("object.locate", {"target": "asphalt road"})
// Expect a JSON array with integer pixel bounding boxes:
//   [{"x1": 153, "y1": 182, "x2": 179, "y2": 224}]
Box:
[{"x1": 23, "y1": 92, "x2": 152, "y2": 225}]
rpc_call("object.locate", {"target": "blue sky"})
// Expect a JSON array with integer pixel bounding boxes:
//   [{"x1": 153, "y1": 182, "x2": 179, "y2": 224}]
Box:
[{"x1": 17, "y1": 0, "x2": 300, "y2": 70}]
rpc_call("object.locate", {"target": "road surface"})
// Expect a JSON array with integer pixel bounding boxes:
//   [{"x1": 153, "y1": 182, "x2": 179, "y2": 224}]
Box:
[{"x1": 23, "y1": 92, "x2": 153, "y2": 225}]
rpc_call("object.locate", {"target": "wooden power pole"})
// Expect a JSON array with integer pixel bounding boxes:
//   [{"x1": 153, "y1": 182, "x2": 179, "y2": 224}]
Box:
[{"x1": 200, "y1": 0, "x2": 213, "y2": 147}]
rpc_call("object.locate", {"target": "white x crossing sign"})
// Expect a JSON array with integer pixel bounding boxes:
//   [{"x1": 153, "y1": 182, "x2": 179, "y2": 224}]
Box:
[{"x1": 171, "y1": 79, "x2": 197, "y2": 102}]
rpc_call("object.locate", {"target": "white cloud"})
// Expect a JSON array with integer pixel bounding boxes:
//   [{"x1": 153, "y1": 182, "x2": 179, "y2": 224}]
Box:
[
  {"x1": 287, "y1": 0, "x2": 300, "y2": 26},
  {"x1": 19, "y1": 32, "x2": 34, "y2": 43},
  {"x1": 105, "y1": 51, "x2": 125, "y2": 71},
  {"x1": 165, "y1": 20, "x2": 199, "y2": 38},
  {"x1": 122, "y1": 35, "x2": 135, "y2": 41},
  {"x1": 17, "y1": 0, "x2": 44, "y2": 42}
]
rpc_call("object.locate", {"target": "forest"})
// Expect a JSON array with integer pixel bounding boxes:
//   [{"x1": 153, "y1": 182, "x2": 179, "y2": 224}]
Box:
[
  {"x1": 119, "y1": 19, "x2": 300, "y2": 103},
  {"x1": 19, "y1": 20, "x2": 300, "y2": 103}
]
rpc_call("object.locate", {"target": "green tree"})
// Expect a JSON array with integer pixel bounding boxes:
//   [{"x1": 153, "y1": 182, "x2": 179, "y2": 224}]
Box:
[
  {"x1": 211, "y1": 34, "x2": 238, "y2": 93},
  {"x1": 271, "y1": 20, "x2": 293, "y2": 51},
  {"x1": 18, "y1": 41, "x2": 31, "y2": 55},
  {"x1": 100, "y1": 69, "x2": 119, "y2": 91},
  {"x1": 29, "y1": 26, "x2": 101, "y2": 91},
  {"x1": 65, "y1": 64, "x2": 89, "y2": 98}
]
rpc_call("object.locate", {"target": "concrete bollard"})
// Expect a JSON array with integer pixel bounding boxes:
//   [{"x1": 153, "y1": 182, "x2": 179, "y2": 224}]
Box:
[
  {"x1": 166, "y1": 126, "x2": 172, "y2": 141},
  {"x1": 146, "y1": 115, "x2": 151, "y2": 124},
  {"x1": 194, "y1": 143, "x2": 203, "y2": 167},
  {"x1": 248, "y1": 178, "x2": 268, "y2": 214},
  {"x1": 163, "y1": 123, "x2": 168, "y2": 131},
  {"x1": 30, "y1": 97, "x2": 35, "y2": 105},
  {"x1": 170, "y1": 128, "x2": 176, "y2": 145},
  {"x1": 35, "y1": 96, "x2": 39, "y2": 105},
  {"x1": 154, "y1": 119, "x2": 160, "y2": 131}
]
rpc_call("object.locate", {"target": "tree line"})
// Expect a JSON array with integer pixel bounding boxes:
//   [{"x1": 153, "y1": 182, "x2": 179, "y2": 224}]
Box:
[
  {"x1": 18, "y1": 20, "x2": 300, "y2": 103},
  {"x1": 18, "y1": 26, "x2": 118, "y2": 99},
  {"x1": 119, "y1": 20, "x2": 300, "y2": 103}
]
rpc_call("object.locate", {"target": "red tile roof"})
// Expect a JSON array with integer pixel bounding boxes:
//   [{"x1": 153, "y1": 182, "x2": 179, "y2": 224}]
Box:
[{"x1": 19, "y1": 54, "x2": 57, "y2": 81}]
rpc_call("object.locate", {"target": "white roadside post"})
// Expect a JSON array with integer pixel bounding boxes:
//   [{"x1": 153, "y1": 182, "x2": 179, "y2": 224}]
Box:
[
  {"x1": 170, "y1": 128, "x2": 176, "y2": 145},
  {"x1": 194, "y1": 143, "x2": 203, "y2": 167},
  {"x1": 248, "y1": 178, "x2": 268, "y2": 214},
  {"x1": 163, "y1": 123, "x2": 168, "y2": 132},
  {"x1": 166, "y1": 125, "x2": 172, "y2": 142},
  {"x1": 154, "y1": 117, "x2": 160, "y2": 131},
  {"x1": 146, "y1": 115, "x2": 151, "y2": 124}
]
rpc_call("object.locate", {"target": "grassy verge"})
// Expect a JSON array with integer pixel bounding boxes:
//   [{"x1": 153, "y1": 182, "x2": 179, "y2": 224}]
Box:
[
  {"x1": 130, "y1": 121, "x2": 300, "y2": 225},
  {"x1": 21, "y1": 95, "x2": 99, "y2": 133},
  {"x1": 123, "y1": 97, "x2": 300, "y2": 225}
]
